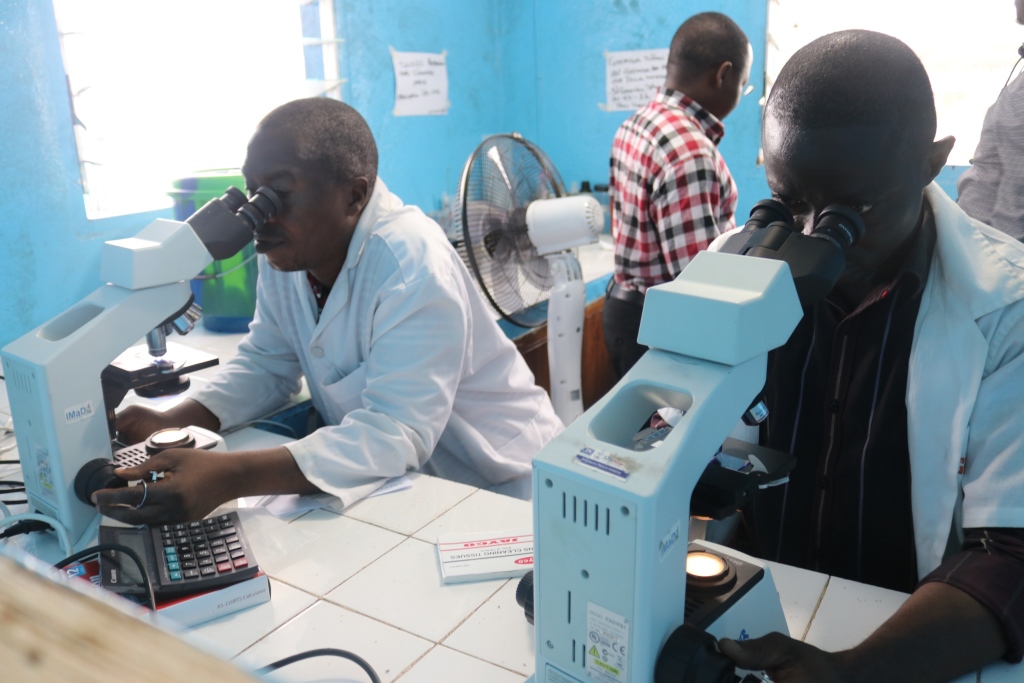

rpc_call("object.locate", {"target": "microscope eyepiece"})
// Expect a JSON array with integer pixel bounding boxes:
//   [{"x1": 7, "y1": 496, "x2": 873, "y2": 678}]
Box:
[
  {"x1": 186, "y1": 185, "x2": 282, "y2": 261},
  {"x1": 237, "y1": 186, "x2": 282, "y2": 233},
  {"x1": 744, "y1": 199, "x2": 795, "y2": 232},
  {"x1": 219, "y1": 186, "x2": 248, "y2": 212},
  {"x1": 809, "y1": 204, "x2": 865, "y2": 254}
]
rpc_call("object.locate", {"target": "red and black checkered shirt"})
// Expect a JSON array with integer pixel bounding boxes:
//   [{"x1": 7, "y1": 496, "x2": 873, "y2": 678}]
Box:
[{"x1": 609, "y1": 87, "x2": 738, "y2": 293}]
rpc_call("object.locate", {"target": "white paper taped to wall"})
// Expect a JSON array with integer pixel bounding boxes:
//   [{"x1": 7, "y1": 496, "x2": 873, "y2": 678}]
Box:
[
  {"x1": 390, "y1": 47, "x2": 450, "y2": 116},
  {"x1": 602, "y1": 48, "x2": 669, "y2": 112}
]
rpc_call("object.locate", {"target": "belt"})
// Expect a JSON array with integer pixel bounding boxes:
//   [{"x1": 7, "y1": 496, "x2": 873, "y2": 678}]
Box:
[{"x1": 606, "y1": 282, "x2": 646, "y2": 307}]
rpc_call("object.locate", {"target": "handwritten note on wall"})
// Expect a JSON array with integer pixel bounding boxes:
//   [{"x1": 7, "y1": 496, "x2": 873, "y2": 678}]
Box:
[
  {"x1": 390, "y1": 47, "x2": 450, "y2": 116},
  {"x1": 603, "y1": 48, "x2": 669, "y2": 112}
]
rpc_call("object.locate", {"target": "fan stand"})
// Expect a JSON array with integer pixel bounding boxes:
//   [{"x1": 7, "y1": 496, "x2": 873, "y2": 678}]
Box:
[{"x1": 545, "y1": 252, "x2": 586, "y2": 425}]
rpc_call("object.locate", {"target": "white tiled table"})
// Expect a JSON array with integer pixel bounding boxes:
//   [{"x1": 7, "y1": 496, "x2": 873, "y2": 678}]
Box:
[{"x1": 0, "y1": 376, "x2": 1019, "y2": 681}]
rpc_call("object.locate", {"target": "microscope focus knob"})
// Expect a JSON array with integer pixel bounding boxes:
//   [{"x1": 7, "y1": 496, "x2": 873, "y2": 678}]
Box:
[
  {"x1": 74, "y1": 458, "x2": 128, "y2": 505},
  {"x1": 515, "y1": 570, "x2": 535, "y2": 624},
  {"x1": 655, "y1": 624, "x2": 735, "y2": 683}
]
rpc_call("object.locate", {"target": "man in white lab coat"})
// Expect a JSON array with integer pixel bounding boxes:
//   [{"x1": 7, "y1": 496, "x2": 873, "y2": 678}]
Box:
[{"x1": 94, "y1": 98, "x2": 562, "y2": 523}]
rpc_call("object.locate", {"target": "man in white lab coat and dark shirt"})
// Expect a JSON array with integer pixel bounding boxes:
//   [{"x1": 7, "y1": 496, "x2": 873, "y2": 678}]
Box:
[{"x1": 94, "y1": 98, "x2": 562, "y2": 524}]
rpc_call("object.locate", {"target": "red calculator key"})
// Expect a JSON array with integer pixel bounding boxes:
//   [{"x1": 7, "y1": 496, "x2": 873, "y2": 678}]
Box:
[
  {"x1": 232, "y1": 558, "x2": 249, "y2": 569},
  {"x1": 216, "y1": 561, "x2": 233, "y2": 573}
]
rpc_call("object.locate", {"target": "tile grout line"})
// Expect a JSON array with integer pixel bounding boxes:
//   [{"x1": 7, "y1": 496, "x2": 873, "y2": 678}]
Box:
[{"x1": 801, "y1": 576, "x2": 831, "y2": 642}]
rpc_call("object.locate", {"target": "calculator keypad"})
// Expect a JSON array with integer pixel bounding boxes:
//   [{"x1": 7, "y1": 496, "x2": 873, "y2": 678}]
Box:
[{"x1": 155, "y1": 511, "x2": 258, "y2": 596}]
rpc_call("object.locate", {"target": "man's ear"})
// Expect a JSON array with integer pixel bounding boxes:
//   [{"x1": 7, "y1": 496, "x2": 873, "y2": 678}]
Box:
[
  {"x1": 346, "y1": 177, "x2": 371, "y2": 216},
  {"x1": 924, "y1": 136, "x2": 955, "y2": 184},
  {"x1": 713, "y1": 61, "x2": 733, "y2": 89}
]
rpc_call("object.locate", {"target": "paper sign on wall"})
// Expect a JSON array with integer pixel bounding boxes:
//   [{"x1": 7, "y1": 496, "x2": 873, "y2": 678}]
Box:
[
  {"x1": 602, "y1": 48, "x2": 669, "y2": 112},
  {"x1": 390, "y1": 47, "x2": 450, "y2": 116}
]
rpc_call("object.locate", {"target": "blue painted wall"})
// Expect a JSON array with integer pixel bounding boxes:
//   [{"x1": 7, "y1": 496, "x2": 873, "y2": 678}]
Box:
[
  {"x1": 336, "y1": 0, "x2": 768, "y2": 219},
  {"x1": 0, "y1": 0, "x2": 972, "y2": 350},
  {"x1": 0, "y1": 1, "x2": 170, "y2": 349},
  {"x1": 527, "y1": 0, "x2": 769, "y2": 221}
]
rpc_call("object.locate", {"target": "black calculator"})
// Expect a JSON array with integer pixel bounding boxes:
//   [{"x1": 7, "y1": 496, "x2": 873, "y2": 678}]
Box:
[{"x1": 99, "y1": 511, "x2": 260, "y2": 600}]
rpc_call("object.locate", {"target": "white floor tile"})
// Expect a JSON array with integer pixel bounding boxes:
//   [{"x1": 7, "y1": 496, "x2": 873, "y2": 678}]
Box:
[
  {"x1": 236, "y1": 507, "x2": 405, "y2": 596},
  {"x1": 325, "y1": 537, "x2": 506, "y2": 642},
  {"x1": 233, "y1": 600, "x2": 431, "y2": 683},
  {"x1": 803, "y1": 576, "x2": 907, "y2": 652},
  {"x1": 411, "y1": 489, "x2": 532, "y2": 543},
  {"x1": 765, "y1": 561, "x2": 830, "y2": 641},
  {"x1": 343, "y1": 472, "x2": 475, "y2": 536},
  {"x1": 444, "y1": 579, "x2": 535, "y2": 675},
  {"x1": 178, "y1": 578, "x2": 317, "y2": 658},
  {"x1": 396, "y1": 645, "x2": 527, "y2": 683}
]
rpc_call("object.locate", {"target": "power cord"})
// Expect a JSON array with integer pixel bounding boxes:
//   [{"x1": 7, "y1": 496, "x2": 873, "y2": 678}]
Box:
[
  {"x1": 54, "y1": 543, "x2": 157, "y2": 612},
  {"x1": 258, "y1": 648, "x2": 381, "y2": 683},
  {"x1": 0, "y1": 512, "x2": 72, "y2": 554}
]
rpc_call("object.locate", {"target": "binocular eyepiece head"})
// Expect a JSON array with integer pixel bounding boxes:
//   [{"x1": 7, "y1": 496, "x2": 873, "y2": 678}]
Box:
[
  {"x1": 185, "y1": 185, "x2": 283, "y2": 261},
  {"x1": 744, "y1": 199, "x2": 865, "y2": 255},
  {"x1": 219, "y1": 186, "x2": 283, "y2": 233}
]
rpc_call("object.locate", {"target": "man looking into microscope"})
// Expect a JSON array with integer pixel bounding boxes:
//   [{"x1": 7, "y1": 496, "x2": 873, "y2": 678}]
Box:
[
  {"x1": 93, "y1": 98, "x2": 562, "y2": 523},
  {"x1": 718, "y1": 31, "x2": 1024, "y2": 682}
]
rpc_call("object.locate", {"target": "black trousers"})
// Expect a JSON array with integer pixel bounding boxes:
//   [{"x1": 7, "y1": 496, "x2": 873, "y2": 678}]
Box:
[{"x1": 602, "y1": 294, "x2": 648, "y2": 379}]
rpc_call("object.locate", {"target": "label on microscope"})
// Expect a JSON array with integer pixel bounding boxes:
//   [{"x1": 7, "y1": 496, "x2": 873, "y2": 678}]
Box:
[{"x1": 574, "y1": 446, "x2": 632, "y2": 481}]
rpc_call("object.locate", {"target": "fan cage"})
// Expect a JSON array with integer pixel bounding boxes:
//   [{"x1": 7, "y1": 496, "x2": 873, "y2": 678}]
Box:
[{"x1": 453, "y1": 133, "x2": 567, "y2": 328}]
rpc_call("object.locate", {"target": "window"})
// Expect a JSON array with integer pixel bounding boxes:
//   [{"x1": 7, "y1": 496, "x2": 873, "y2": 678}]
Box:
[
  {"x1": 53, "y1": 0, "x2": 341, "y2": 219},
  {"x1": 766, "y1": 0, "x2": 1023, "y2": 165}
]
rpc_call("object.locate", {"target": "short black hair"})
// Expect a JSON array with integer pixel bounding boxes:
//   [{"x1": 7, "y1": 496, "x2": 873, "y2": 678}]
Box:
[
  {"x1": 766, "y1": 30, "x2": 936, "y2": 155},
  {"x1": 256, "y1": 97, "x2": 378, "y2": 190},
  {"x1": 668, "y1": 12, "x2": 750, "y2": 76}
]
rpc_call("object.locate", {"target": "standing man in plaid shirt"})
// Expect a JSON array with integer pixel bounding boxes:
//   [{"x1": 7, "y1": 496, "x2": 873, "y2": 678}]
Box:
[{"x1": 603, "y1": 12, "x2": 753, "y2": 377}]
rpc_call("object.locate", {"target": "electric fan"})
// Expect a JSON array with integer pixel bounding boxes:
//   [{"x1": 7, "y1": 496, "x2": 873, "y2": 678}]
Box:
[{"x1": 453, "y1": 133, "x2": 603, "y2": 425}]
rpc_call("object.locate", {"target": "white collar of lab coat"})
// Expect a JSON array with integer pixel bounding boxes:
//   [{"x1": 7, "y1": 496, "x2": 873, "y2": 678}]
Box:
[
  {"x1": 301, "y1": 178, "x2": 404, "y2": 327},
  {"x1": 923, "y1": 182, "x2": 1024, "y2": 319}
]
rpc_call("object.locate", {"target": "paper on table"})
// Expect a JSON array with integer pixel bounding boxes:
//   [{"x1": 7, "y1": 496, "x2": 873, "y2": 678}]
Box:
[{"x1": 240, "y1": 475, "x2": 413, "y2": 518}]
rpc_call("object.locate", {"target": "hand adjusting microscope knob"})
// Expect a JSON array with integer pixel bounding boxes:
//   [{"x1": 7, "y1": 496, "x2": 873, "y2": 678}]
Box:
[
  {"x1": 74, "y1": 458, "x2": 128, "y2": 505},
  {"x1": 655, "y1": 623, "x2": 735, "y2": 683}
]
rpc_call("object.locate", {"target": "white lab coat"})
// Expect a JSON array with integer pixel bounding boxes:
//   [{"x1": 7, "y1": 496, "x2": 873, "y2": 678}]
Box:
[
  {"x1": 191, "y1": 180, "x2": 563, "y2": 507},
  {"x1": 712, "y1": 184, "x2": 1024, "y2": 577},
  {"x1": 908, "y1": 184, "x2": 1024, "y2": 577}
]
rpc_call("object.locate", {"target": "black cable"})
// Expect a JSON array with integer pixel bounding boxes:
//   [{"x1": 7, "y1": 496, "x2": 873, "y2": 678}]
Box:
[
  {"x1": 0, "y1": 486, "x2": 25, "y2": 494},
  {"x1": 54, "y1": 543, "x2": 157, "y2": 612},
  {"x1": 0, "y1": 480, "x2": 24, "y2": 487},
  {"x1": 0, "y1": 519, "x2": 53, "y2": 540},
  {"x1": 1005, "y1": 57, "x2": 1023, "y2": 88},
  {"x1": 258, "y1": 648, "x2": 382, "y2": 683},
  {"x1": 0, "y1": 460, "x2": 20, "y2": 465},
  {"x1": 0, "y1": 499, "x2": 26, "y2": 505}
]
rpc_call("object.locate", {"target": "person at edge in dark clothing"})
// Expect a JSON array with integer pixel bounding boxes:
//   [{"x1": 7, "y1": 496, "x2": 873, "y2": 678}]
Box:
[{"x1": 715, "y1": 30, "x2": 1024, "y2": 682}]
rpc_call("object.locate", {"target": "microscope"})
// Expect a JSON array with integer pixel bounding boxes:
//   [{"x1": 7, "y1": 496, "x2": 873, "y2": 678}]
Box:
[
  {"x1": 1, "y1": 186, "x2": 280, "y2": 549},
  {"x1": 521, "y1": 200, "x2": 865, "y2": 682}
]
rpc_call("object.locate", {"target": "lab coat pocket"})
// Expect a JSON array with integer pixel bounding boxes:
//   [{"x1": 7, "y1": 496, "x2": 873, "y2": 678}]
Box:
[{"x1": 319, "y1": 363, "x2": 369, "y2": 421}]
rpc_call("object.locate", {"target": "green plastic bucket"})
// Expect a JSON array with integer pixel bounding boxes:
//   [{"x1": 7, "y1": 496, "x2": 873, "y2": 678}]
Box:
[{"x1": 168, "y1": 171, "x2": 258, "y2": 333}]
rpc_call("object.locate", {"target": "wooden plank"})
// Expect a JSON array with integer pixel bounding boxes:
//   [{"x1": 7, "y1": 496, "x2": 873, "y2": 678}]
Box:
[{"x1": 0, "y1": 555, "x2": 258, "y2": 683}]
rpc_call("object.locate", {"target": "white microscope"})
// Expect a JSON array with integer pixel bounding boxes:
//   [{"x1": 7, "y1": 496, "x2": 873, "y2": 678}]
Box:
[
  {"x1": 520, "y1": 200, "x2": 865, "y2": 682},
  {"x1": 1, "y1": 187, "x2": 280, "y2": 550}
]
